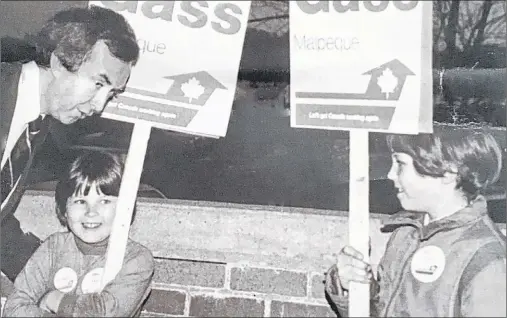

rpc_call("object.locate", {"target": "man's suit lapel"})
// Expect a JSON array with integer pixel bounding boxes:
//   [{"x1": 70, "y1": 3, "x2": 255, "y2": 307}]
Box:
[
  {"x1": 0, "y1": 62, "x2": 50, "y2": 222},
  {"x1": 0, "y1": 118, "x2": 50, "y2": 222}
]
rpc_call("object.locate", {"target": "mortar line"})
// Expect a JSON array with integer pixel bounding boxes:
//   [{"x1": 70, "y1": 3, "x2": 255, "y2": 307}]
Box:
[
  {"x1": 306, "y1": 271, "x2": 313, "y2": 299},
  {"x1": 263, "y1": 298, "x2": 271, "y2": 317},
  {"x1": 224, "y1": 263, "x2": 232, "y2": 290},
  {"x1": 183, "y1": 290, "x2": 191, "y2": 317}
]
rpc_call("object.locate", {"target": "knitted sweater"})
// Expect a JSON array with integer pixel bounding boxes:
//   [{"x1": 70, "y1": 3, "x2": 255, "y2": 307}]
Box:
[{"x1": 3, "y1": 232, "x2": 154, "y2": 317}]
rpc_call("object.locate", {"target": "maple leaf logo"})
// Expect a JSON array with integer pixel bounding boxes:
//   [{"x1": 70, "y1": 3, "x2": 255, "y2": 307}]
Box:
[
  {"x1": 181, "y1": 77, "x2": 205, "y2": 103},
  {"x1": 377, "y1": 68, "x2": 398, "y2": 99}
]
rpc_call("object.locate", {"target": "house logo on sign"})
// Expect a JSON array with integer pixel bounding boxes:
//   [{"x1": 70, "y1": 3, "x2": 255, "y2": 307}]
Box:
[
  {"x1": 293, "y1": 59, "x2": 416, "y2": 130},
  {"x1": 295, "y1": 59, "x2": 415, "y2": 101},
  {"x1": 363, "y1": 59, "x2": 415, "y2": 101},
  {"x1": 125, "y1": 71, "x2": 227, "y2": 107},
  {"x1": 163, "y1": 71, "x2": 227, "y2": 106}
]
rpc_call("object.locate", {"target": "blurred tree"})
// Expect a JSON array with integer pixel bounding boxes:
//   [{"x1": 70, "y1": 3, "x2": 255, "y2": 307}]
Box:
[
  {"x1": 248, "y1": 1, "x2": 506, "y2": 68},
  {"x1": 434, "y1": 0, "x2": 506, "y2": 68},
  {"x1": 248, "y1": 1, "x2": 288, "y2": 36}
]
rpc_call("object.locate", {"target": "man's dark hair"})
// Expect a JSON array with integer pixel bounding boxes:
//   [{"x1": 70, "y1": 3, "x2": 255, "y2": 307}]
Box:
[{"x1": 29, "y1": 5, "x2": 139, "y2": 72}]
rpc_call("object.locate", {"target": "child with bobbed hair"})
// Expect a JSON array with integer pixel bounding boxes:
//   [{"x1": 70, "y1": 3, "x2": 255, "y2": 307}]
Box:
[
  {"x1": 3, "y1": 151, "x2": 154, "y2": 317},
  {"x1": 325, "y1": 127, "x2": 506, "y2": 317}
]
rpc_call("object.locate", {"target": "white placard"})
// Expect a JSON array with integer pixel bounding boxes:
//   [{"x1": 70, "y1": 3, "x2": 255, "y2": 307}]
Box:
[
  {"x1": 290, "y1": 1, "x2": 432, "y2": 134},
  {"x1": 89, "y1": 1, "x2": 251, "y2": 138}
]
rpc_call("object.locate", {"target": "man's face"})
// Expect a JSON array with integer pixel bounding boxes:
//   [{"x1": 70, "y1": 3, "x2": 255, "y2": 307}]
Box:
[{"x1": 45, "y1": 40, "x2": 132, "y2": 124}]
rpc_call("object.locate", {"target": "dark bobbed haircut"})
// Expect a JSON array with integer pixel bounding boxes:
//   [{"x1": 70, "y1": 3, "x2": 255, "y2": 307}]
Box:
[
  {"x1": 55, "y1": 151, "x2": 136, "y2": 227},
  {"x1": 29, "y1": 5, "x2": 139, "y2": 72},
  {"x1": 386, "y1": 126, "x2": 503, "y2": 202}
]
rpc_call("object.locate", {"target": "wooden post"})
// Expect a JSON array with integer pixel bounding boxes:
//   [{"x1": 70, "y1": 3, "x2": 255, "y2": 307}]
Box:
[
  {"x1": 348, "y1": 130, "x2": 370, "y2": 317},
  {"x1": 100, "y1": 122, "x2": 152, "y2": 289}
]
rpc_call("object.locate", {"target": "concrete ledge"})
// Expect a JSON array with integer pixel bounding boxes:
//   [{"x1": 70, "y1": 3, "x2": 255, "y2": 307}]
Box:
[
  {"x1": 15, "y1": 190, "x2": 392, "y2": 273},
  {"x1": 14, "y1": 190, "x2": 506, "y2": 273}
]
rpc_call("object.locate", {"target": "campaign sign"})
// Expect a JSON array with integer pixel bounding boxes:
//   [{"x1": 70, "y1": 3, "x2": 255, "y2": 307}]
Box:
[
  {"x1": 289, "y1": 1, "x2": 433, "y2": 134},
  {"x1": 89, "y1": 1, "x2": 251, "y2": 138}
]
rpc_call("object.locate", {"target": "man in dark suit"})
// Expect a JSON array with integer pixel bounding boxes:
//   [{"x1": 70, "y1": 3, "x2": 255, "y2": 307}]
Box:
[{"x1": 1, "y1": 5, "x2": 140, "y2": 282}]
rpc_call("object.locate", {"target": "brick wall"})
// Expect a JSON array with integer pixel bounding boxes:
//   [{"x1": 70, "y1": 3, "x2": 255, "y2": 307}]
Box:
[
  {"x1": 141, "y1": 258, "x2": 336, "y2": 317},
  {"x1": 1, "y1": 258, "x2": 336, "y2": 317}
]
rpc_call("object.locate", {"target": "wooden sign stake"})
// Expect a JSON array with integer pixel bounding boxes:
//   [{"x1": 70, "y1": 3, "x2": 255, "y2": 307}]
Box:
[
  {"x1": 348, "y1": 130, "x2": 370, "y2": 317},
  {"x1": 101, "y1": 122, "x2": 152, "y2": 289}
]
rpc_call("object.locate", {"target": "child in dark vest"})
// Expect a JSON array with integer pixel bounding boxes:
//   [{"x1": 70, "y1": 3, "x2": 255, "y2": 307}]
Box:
[{"x1": 326, "y1": 127, "x2": 506, "y2": 317}]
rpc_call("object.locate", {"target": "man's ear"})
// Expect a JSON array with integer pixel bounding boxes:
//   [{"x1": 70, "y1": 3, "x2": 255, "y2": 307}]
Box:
[{"x1": 50, "y1": 53, "x2": 65, "y2": 76}]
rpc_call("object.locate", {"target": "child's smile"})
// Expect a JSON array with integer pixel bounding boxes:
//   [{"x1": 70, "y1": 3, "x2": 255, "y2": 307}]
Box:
[{"x1": 82, "y1": 222, "x2": 102, "y2": 229}]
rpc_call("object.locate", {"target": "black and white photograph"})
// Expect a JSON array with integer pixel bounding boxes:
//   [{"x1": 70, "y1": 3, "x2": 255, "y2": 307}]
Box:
[{"x1": 1, "y1": 1, "x2": 505, "y2": 317}]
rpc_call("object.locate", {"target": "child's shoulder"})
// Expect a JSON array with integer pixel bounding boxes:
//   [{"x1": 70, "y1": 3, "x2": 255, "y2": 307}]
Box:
[
  {"x1": 44, "y1": 231, "x2": 74, "y2": 245},
  {"x1": 125, "y1": 238, "x2": 154, "y2": 262}
]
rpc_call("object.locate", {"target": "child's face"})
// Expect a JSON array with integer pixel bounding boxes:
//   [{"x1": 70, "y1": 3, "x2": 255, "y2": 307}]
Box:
[
  {"x1": 66, "y1": 182, "x2": 118, "y2": 244},
  {"x1": 387, "y1": 152, "x2": 447, "y2": 213}
]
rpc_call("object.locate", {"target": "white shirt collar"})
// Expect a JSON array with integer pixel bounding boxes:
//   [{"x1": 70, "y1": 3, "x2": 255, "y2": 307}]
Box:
[
  {"x1": 1, "y1": 61, "x2": 42, "y2": 168},
  {"x1": 19, "y1": 61, "x2": 42, "y2": 122}
]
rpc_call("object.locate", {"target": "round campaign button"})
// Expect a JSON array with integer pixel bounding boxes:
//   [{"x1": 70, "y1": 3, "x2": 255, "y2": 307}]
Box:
[
  {"x1": 53, "y1": 267, "x2": 78, "y2": 293},
  {"x1": 410, "y1": 245, "x2": 446, "y2": 283},
  {"x1": 81, "y1": 267, "x2": 104, "y2": 294}
]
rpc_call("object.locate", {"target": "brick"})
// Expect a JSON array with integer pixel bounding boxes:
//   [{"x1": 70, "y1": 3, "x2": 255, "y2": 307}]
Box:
[
  {"x1": 143, "y1": 289, "x2": 186, "y2": 315},
  {"x1": 189, "y1": 295, "x2": 264, "y2": 317},
  {"x1": 154, "y1": 258, "x2": 225, "y2": 288},
  {"x1": 310, "y1": 273, "x2": 326, "y2": 299},
  {"x1": 230, "y1": 267, "x2": 307, "y2": 297},
  {"x1": 270, "y1": 301, "x2": 336, "y2": 317}
]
